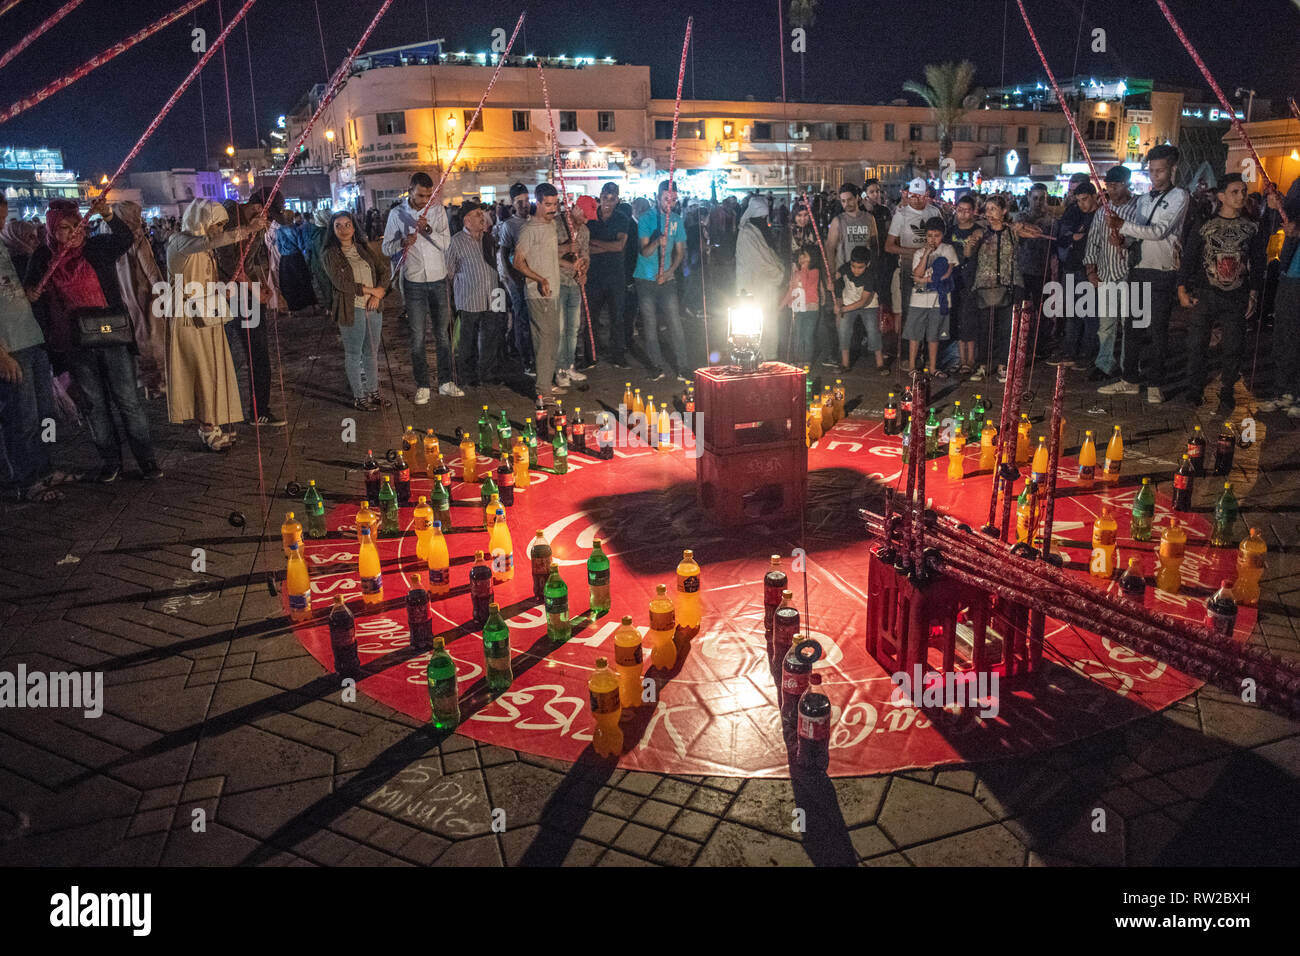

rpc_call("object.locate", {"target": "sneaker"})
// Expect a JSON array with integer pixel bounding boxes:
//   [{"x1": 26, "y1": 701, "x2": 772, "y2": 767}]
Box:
[
  {"x1": 438, "y1": 382, "x2": 465, "y2": 398},
  {"x1": 1147, "y1": 386, "x2": 1165, "y2": 405},
  {"x1": 1258, "y1": 394, "x2": 1295, "y2": 412},
  {"x1": 996, "y1": 366, "x2": 1008, "y2": 384},
  {"x1": 555, "y1": 370, "x2": 572, "y2": 388},
  {"x1": 820, "y1": 360, "x2": 839, "y2": 369},
  {"x1": 96, "y1": 464, "x2": 121, "y2": 484},
  {"x1": 1287, "y1": 404, "x2": 1300, "y2": 419},
  {"x1": 565, "y1": 367, "x2": 587, "y2": 383},
  {"x1": 253, "y1": 412, "x2": 287, "y2": 427},
  {"x1": 549, "y1": 384, "x2": 569, "y2": 396},
  {"x1": 414, "y1": 387, "x2": 431, "y2": 405},
  {"x1": 1044, "y1": 356, "x2": 1071, "y2": 367},
  {"x1": 141, "y1": 462, "x2": 165, "y2": 480},
  {"x1": 675, "y1": 372, "x2": 690, "y2": 383},
  {"x1": 1097, "y1": 380, "x2": 1140, "y2": 395},
  {"x1": 610, "y1": 357, "x2": 630, "y2": 369},
  {"x1": 648, "y1": 367, "x2": 665, "y2": 382},
  {"x1": 969, "y1": 365, "x2": 986, "y2": 382}
]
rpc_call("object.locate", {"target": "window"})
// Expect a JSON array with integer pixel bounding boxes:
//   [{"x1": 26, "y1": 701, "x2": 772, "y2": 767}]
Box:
[
  {"x1": 376, "y1": 111, "x2": 405, "y2": 136},
  {"x1": 978, "y1": 126, "x2": 1004, "y2": 144},
  {"x1": 909, "y1": 124, "x2": 923, "y2": 141},
  {"x1": 861, "y1": 122, "x2": 871, "y2": 140},
  {"x1": 752, "y1": 122, "x2": 772, "y2": 140},
  {"x1": 1086, "y1": 120, "x2": 1096, "y2": 139},
  {"x1": 1017, "y1": 126, "x2": 1028, "y2": 144},
  {"x1": 512, "y1": 110, "x2": 530, "y2": 132},
  {"x1": 884, "y1": 123, "x2": 896, "y2": 141},
  {"x1": 1107, "y1": 121, "x2": 1116, "y2": 139},
  {"x1": 654, "y1": 120, "x2": 674, "y2": 139},
  {"x1": 836, "y1": 123, "x2": 852, "y2": 140},
  {"x1": 811, "y1": 123, "x2": 833, "y2": 140},
  {"x1": 463, "y1": 110, "x2": 483, "y2": 132},
  {"x1": 598, "y1": 111, "x2": 615, "y2": 132},
  {"x1": 559, "y1": 111, "x2": 577, "y2": 132},
  {"x1": 1039, "y1": 127, "x2": 1068, "y2": 144},
  {"x1": 951, "y1": 125, "x2": 973, "y2": 142}
]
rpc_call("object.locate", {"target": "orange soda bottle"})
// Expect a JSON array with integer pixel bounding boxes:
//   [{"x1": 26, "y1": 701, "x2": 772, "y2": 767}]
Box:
[
  {"x1": 358, "y1": 524, "x2": 384, "y2": 605},
  {"x1": 512, "y1": 435, "x2": 530, "y2": 490},
  {"x1": 488, "y1": 508, "x2": 514, "y2": 582},
  {"x1": 622, "y1": 382, "x2": 635, "y2": 415},
  {"x1": 281, "y1": 511, "x2": 303, "y2": 556},
  {"x1": 1102, "y1": 425, "x2": 1123, "y2": 485},
  {"x1": 460, "y1": 431, "x2": 477, "y2": 482},
  {"x1": 1015, "y1": 414, "x2": 1033, "y2": 466},
  {"x1": 1234, "y1": 527, "x2": 1266, "y2": 606},
  {"x1": 1077, "y1": 430, "x2": 1097, "y2": 490},
  {"x1": 613, "y1": 615, "x2": 644, "y2": 710},
  {"x1": 412, "y1": 496, "x2": 434, "y2": 561},
  {"x1": 426, "y1": 520, "x2": 451, "y2": 596},
  {"x1": 588, "y1": 657, "x2": 623, "y2": 757},
  {"x1": 1030, "y1": 435, "x2": 1049, "y2": 484},
  {"x1": 422, "y1": 429, "x2": 438, "y2": 476},
  {"x1": 979, "y1": 420, "x2": 997, "y2": 473},
  {"x1": 1091, "y1": 507, "x2": 1118, "y2": 578},
  {"x1": 676, "y1": 548, "x2": 701, "y2": 630},
  {"x1": 648, "y1": 584, "x2": 677, "y2": 669},
  {"x1": 820, "y1": 386, "x2": 834, "y2": 431},
  {"x1": 1156, "y1": 518, "x2": 1186, "y2": 593},
  {"x1": 354, "y1": 501, "x2": 378, "y2": 542},
  {"x1": 286, "y1": 541, "x2": 312, "y2": 621},
  {"x1": 808, "y1": 400, "x2": 824, "y2": 442},
  {"x1": 947, "y1": 431, "x2": 965, "y2": 481}
]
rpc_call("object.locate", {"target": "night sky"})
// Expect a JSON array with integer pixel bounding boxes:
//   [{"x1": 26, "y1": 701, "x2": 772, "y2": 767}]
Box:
[{"x1": 1, "y1": 0, "x2": 1297, "y2": 177}]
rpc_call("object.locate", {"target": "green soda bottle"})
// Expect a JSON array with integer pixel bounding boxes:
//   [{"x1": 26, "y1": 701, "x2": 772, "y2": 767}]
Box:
[
  {"x1": 552, "y1": 428, "x2": 568, "y2": 475},
  {"x1": 924, "y1": 407, "x2": 940, "y2": 459},
  {"x1": 523, "y1": 419, "x2": 539, "y2": 468},
  {"x1": 968, "y1": 395, "x2": 986, "y2": 441},
  {"x1": 804, "y1": 368, "x2": 813, "y2": 410},
  {"x1": 482, "y1": 603, "x2": 513, "y2": 693},
  {"x1": 951, "y1": 401, "x2": 963, "y2": 448},
  {"x1": 303, "y1": 480, "x2": 327, "y2": 538},
  {"x1": 430, "y1": 476, "x2": 452, "y2": 531},
  {"x1": 378, "y1": 475, "x2": 400, "y2": 536},
  {"x1": 901, "y1": 414, "x2": 912, "y2": 465},
  {"x1": 1210, "y1": 482, "x2": 1239, "y2": 548},
  {"x1": 497, "y1": 410, "x2": 512, "y2": 454},
  {"x1": 479, "y1": 471, "x2": 499, "y2": 511},
  {"x1": 426, "y1": 636, "x2": 460, "y2": 729},
  {"x1": 587, "y1": 538, "x2": 611, "y2": 616},
  {"x1": 1130, "y1": 477, "x2": 1155, "y2": 542},
  {"x1": 477, "y1": 406, "x2": 493, "y2": 453},
  {"x1": 544, "y1": 563, "x2": 571, "y2": 643}
]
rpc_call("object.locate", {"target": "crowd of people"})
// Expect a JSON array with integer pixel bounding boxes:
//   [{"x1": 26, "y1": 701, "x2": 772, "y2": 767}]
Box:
[{"x1": 3, "y1": 142, "x2": 1298, "y2": 505}]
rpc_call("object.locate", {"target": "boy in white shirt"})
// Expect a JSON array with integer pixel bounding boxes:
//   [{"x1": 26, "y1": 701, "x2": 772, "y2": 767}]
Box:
[{"x1": 905, "y1": 218, "x2": 957, "y2": 377}]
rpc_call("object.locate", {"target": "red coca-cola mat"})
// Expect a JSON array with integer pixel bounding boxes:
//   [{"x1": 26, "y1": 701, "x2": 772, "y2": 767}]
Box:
[{"x1": 288, "y1": 417, "x2": 1252, "y2": 777}]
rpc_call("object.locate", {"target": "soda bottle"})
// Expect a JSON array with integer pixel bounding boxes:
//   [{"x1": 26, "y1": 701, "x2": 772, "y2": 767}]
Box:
[
  {"x1": 1155, "y1": 518, "x2": 1186, "y2": 594},
  {"x1": 1101, "y1": 425, "x2": 1123, "y2": 485},
  {"x1": 358, "y1": 524, "x2": 383, "y2": 605},
  {"x1": 512, "y1": 436, "x2": 530, "y2": 490},
  {"x1": 1118, "y1": 557, "x2": 1147, "y2": 603},
  {"x1": 968, "y1": 394, "x2": 987, "y2": 441},
  {"x1": 644, "y1": 397, "x2": 659, "y2": 448},
  {"x1": 523, "y1": 418, "x2": 540, "y2": 468},
  {"x1": 303, "y1": 480, "x2": 327, "y2": 538},
  {"x1": 552, "y1": 428, "x2": 568, "y2": 474},
  {"x1": 432, "y1": 447, "x2": 451, "y2": 492},
  {"x1": 430, "y1": 478, "x2": 452, "y2": 531},
  {"x1": 1091, "y1": 507, "x2": 1117, "y2": 578},
  {"x1": 422, "y1": 429, "x2": 439, "y2": 477},
  {"x1": 497, "y1": 410, "x2": 512, "y2": 454},
  {"x1": 613, "y1": 616, "x2": 644, "y2": 710},
  {"x1": 947, "y1": 431, "x2": 966, "y2": 481},
  {"x1": 820, "y1": 386, "x2": 834, "y2": 431},
  {"x1": 1172, "y1": 454, "x2": 1194, "y2": 513},
  {"x1": 763, "y1": 555, "x2": 787, "y2": 649},
  {"x1": 477, "y1": 405, "x2": 493, "y2": 454},
  {"x1": 1210, "y1": 482, "x2": 1238, "y2": 547},
  {"x1": 1234, "y1": 528, "x2": 1266, "y2": 606},
  {"x1": 286, "y1": 541, "x2": 312, "y2": 621},
  {"x1": 406, "y1": 571, "x2": 434, "y2": 650},
  {"x1": 554, "y1": 399, "x2": 568, "y2": 442},
  {"x1": 676, "y1": 549, "x2": 701, "y2": 631},
  {"x1": 901, "y1": 415, "x2": 913, "y2": 465},
  {"x1": 459, "y1": 431, "x2": 477, "y2": 483},
  {"x1": 281, "y1": 510, "x2": 303, "y2": 556},
  {"x1": 482, "y1": 491, "x2": 502, "y2": 528},
  {"x1": 924, "y1": 407, "x2": 939, "y2": 458},
  {"x1": 1205, "y1": 581, "x2": 1238, "y2": 638},
  {"x1": 622, "y1": 382, "x2": 635, "y2": 416},
  {"x1": 1130, "y1": 477, "x2": 1155, "y2": 542},
  {"x1": 1015, "y1": 414, "x2": 1033, "y2": 467},
  {"x1": 426, "y1": 636, "x2": 460, "y2": 730},
  {"x1": 685, "y1": 385, "x2": 696, "y2": 417},
  {"x1": 394, "y1": 451, "x2": 411, "y2": 505},
  {"x1": 657, "y1": 407, "x2": 671, "y2": 449},
  {"x1": 1077, "y1": 430, "x2": 1097, "y2": 489},
  {"x1": 412, "y1": 496, "x2": 434, "y2": 561},
  {"x1": 469, "y1": 550, "x2": 493, "y2": 625},
  {"x1": 496, "y1": 454, "x2": 515, "y2": 506},
  {"x1": 1017, "y1": 481, "x2": 1039, "y2": 546},
  {"x1": 354, "y1": 500, "x2": 378, "y2": 542},
  {"x1": 951, "y1": 400, "x2": 963, "y2": 445},
  {"x1": 632, "y1": 387, "x2": 645, "y2": 416},
  {"x1": 796, "y1": 673, "x2": 831, "y2": 773},
  {"x1": 595, "y1": 412, "x2": 615, "y2": 459},
  {"x1": 328, "y1": 595, "x2": 360, "y2": 678},
  {"x1": 363, "y1": 449, "x2": 381, "y2": 500},
  {"x1": 807, "y1": 398, "x2": 823, "y2": 443},
  {"x1": 378, "y1": 476, "x2": 399, "y2": 535},
  {"x1": 482, "y1": 603, "x2": 513, "y2": 693},
  {"x1": 883, "y1": 392, "x2": 900, "y2": 436},
  {"x1": 781, "y1": 638, "x2": 823, "y2": 732},
  {"x1": 427, "y1": 520, "x2": 450, "y2": 596},
  {"x1": 401, "y1": 424, "x2": 419, "y2": 462},
  {"x1": 544, "y1": 563, "x2": 570, "y2": 643},
  {"x1": 648, "y1": 583, "x2": 677, "y2": 669},
  {"x1": 1212, "y1": 421, "x2": 1236, "y2": 476},
  {"x1": 479, "y1": 470, "x2": 499, "y2": 513},
  {"x1": 772, "y1": 589, "x2": 800, "y2": 677},
  {"x1": 588, "y1": 657, "x2": 623, "y2": 758},
  {"x1": 901, "y1": 385, "x2": 913, "y2": 417},
  {"x1": 1186, "y1": 425, "x2": 1206, "y2": 477},
  {"x1": 587, "y1": 538, "x2": 611, "y2": 616},
  {"x1": 489, "y1": 508, "x2": 513, "y2": 583},
  {"x1": 533, "y1": 396, "x2": 549, "y2": 442},
  {"x1": 804, "y1": 371, "x2": 813, "y2": 411},
  {"x1": 529, "y1": 531, "x2": 552, "y2": 603},
  {"x1": 572, "y1": 408, "x2": 587, "y2": 454},
  {"x1": 979, "y1": 420, "x2": 997, "y2": 473},
  {"x1": 833, "y1": 379, "x2": 846, "y2": 422},
  {"x1": 1025, "y1": 435, "x2": 1046, "y2": 485}
]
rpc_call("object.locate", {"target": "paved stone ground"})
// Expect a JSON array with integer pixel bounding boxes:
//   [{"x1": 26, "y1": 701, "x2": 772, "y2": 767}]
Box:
[{"x1": 1, "y1": 298, "x2": 1298, "y2": 867}]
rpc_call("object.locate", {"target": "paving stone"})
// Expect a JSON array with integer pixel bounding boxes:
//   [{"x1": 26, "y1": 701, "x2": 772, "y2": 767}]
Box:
[
  {"x1": 616, "y1": 771, "x2": 661, "y2": 795},
  {"x1": 876, "y1": 777, "x2": 996, "y2": 848},
  {"x1": 684, "y1": 786, "x2": 733, "y2": 816},
  {"x1": 848, "y1": 825, "x2": 895, "y2": 860},
  {"x1": 597, "y1": 849, "x2": 657, "y2": 866},
  {"x1": 596, "y1": 788, "x2": 643, "y2": 818},
  {"x1": 649, "y1": 777, "x2": 696, "y2": 805},
  {"x1": 903, "y1": 823, "x2": 1028, "y2": 867},
  {"x1": 632, "y1": 799, "x2": 679, "y2": 831},
  {"x1": 650, "y1": 833, "x2": 701, "y2": 866},
  {"x1": 563, "y1": 838, "x2": 607, "y2": 866},
  {"x1": 578, "y1": 811, "x2": 625, "y2": 845},
  {"x1": 669, "y1": 809, "x2": 719, "y2": 843},
  {"x1": 860, "y1": 851, "x2": 912, "y2": 866},
  {"x1": 612, "y1": 822, "x2": 661, "y2": 857},
  {"x1": 430, "y1": 834, "x2": 502, "y2": 866},
  {"x1": 696, "y1": 821, "x2": 812, "y2": 867}
]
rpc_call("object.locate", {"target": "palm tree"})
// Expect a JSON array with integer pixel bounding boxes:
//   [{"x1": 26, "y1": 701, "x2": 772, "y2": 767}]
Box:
[
  {"x1": 788, "y1": 0, "x2": 818, "y2": 102},
  {"x1": 902, "y1": 60, "x2": 983, "y2": 179}
]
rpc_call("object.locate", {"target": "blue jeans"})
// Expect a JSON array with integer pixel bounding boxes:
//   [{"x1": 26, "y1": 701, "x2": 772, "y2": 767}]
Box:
[
  {"x1": 504, "y1": 278, "x2": 534, "y2": 371},
  {"x1": 457, "y1": 310, "x2": 507, "y2": 386},
  {"x1": 1095, "y1": 303, "x2": 1119, "y2": 376},
  {"x1": 791, "y1": 310, "x2": 820, "y2": 366},
  {"x1": 404, "y1": 279, "x2": 453, "y2": 388},
  {"x1": 1063, "y1": 313, "x2": 1099, "y2": 364},
  {"x1": 0, "y1": 345, "x2": 54, "y2": 490},
  {"x1": 636, "y1": 277, "x2": 689, "y2": 374},
  {"x1": 838, "y1": 307, "x2": 880, "y2": 354},
  {"x1": 557, "y1": 281, "x2": 582, "y2": 372},
  {"x1": 340, "y1": 308, "x2": 383, "y2": 399},
  {"x1": 70, "y1": 343, "x2": 156, "y2": 469}
]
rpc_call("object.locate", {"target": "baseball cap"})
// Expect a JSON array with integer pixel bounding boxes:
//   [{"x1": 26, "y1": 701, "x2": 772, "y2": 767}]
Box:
[
  {"x1": 1103, "y1": 165, "x2": 1131, "y2": 184},
  {"x1": 908, "y1": 177, "x2": 928, "y2": 196},
  {"x1": 575, "y1": 195, "x2": 597, "y2": 219}
]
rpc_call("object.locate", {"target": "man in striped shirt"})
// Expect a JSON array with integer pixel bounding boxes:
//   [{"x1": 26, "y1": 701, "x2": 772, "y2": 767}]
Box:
[
  {"x1": 1083, "y1": 165, "x2": 1135, "y2": 384},
  {"x1": 447, "y1": 202, "x2": 505, "y2": 387}
]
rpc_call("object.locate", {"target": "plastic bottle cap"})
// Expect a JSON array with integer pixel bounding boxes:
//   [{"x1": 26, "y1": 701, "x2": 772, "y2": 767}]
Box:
[
  {"x1": 287, "y1": 511, "x2": 295, "y2": 518},
  {"x1": 622, "y1": 615, "x2": 633, "y2": 624},
  {"x1": 595, "y1": 657, "x2": 608, "y2": 668},
  {"x1": 475, "y1": 550, "x2": 484, "y2": 559}
]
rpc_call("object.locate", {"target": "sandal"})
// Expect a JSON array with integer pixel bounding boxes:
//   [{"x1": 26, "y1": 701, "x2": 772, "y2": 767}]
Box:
[
  {"x1": 20, "y1": 478, "x2": 65, "y2": 503},
  {"x1": 368, "y1": 392, "x2": 394, "y2": 408},
  {"x1": 354, "y1": 396, "x2": 379, "y2": 412},
  {"x1": 198, "y1": 426, "x2": 235, "y2": 452},
  {"x1": 933, "y1": 370, "x2": 949, "y2": 380}
]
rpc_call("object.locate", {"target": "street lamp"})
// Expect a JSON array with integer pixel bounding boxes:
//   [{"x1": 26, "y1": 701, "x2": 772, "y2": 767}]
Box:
[
  {"x1": 445, "y1": 113, "x2": 457, "y2": 149},
  {"x1": 723, "y1": 121, "x2": 734, "y2": 139},
  {"x1": 727, "y1": 292, "x2": 765, "y2": 371},
  {"x1": 225, "y1": 144, "x2": 236, "y2": 156},
  {"x1": 325, "y1": 129, "x2": 335, "y2": 142}
]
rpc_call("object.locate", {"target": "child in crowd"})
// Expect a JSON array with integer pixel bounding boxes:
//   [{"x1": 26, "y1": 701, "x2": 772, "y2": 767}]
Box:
[
  {"x1": 834, "y1": 246, "x2": 885, "y2": 374},
  {"x1": 906, "y1": 218, "x2": 957, "y2": 378},
  {"x1": 779, "y1": 245, "x2": 822, "y2": 366}
]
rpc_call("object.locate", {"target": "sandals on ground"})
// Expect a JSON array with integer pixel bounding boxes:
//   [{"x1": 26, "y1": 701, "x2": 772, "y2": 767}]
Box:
[
  {"x1": 198, "y1": 426, "x2": 235, "y2": 451},
  {"x1": 19, "y1": 478, "x2": 65, "y2": 502}
]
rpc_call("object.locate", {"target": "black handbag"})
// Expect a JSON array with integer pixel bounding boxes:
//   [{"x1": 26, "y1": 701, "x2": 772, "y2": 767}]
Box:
[{"x1": 72, "y1": 306, "x2": 134, "y2": 348}]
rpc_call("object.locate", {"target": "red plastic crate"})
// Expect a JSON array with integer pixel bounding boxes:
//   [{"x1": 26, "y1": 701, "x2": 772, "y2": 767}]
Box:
[
  {"x1": 694, "y1": 362, "x2": 805, "y2": 451},
  {"x1": 696, "y1": 439, "x2": 807, "y2": 525}
]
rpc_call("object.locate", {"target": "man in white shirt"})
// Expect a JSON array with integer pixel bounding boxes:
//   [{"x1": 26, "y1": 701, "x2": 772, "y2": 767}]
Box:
[
  {"x1": 886, "y1": 177, "x2": 944, "y2": 319},
  {"x1": 1098, "y1": 143, "x2": 1188, "y2": 404},
  {"x1": 382, "y1": 171, "x2": 462, "y2": 402}
]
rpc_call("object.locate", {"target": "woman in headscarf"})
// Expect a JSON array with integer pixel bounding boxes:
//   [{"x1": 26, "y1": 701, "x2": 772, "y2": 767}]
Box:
[
  {"x1": 313, "y1": 211, "x2": 391, "y2": 411},
  {"x1": 165, "y1": 198, "x2": 265, "y2": 451},
  {"x1": 113, "y1": 200, "x2": 166, "y2": 397},
  {"x1": 275, "y1": 205, "x2": 316, "y2": 313},
  {"x1": 25, "y1": 197, "x2": 161, "y2": 482},
  {"x1": 733, "y1": 195, "x2": 785, "y2": 359}
]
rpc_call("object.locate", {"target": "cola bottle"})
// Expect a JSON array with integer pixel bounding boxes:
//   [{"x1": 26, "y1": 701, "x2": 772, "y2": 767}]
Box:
[
  {"x1": 1205, "y1": 580, "x2": 1238, "y2": 638},
  {"x1": 363, "y1": 449, "x2": 381, "y2": 501},
  {"x1": 1172, "y1": 454, "x2": 1194, "y2": 513},
  {"x1": 1212, "y1": 421, "x2": 1236, "y2": 476},
  {"x1": 762, "y1": 556, "x2": 787, "y2": 650},
  {"x1": 780, "y1": 639, "x2": 822, "y2": 734},
  {"x1": 796, "y1": 673, "x2": 831, "y2": 773}
]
